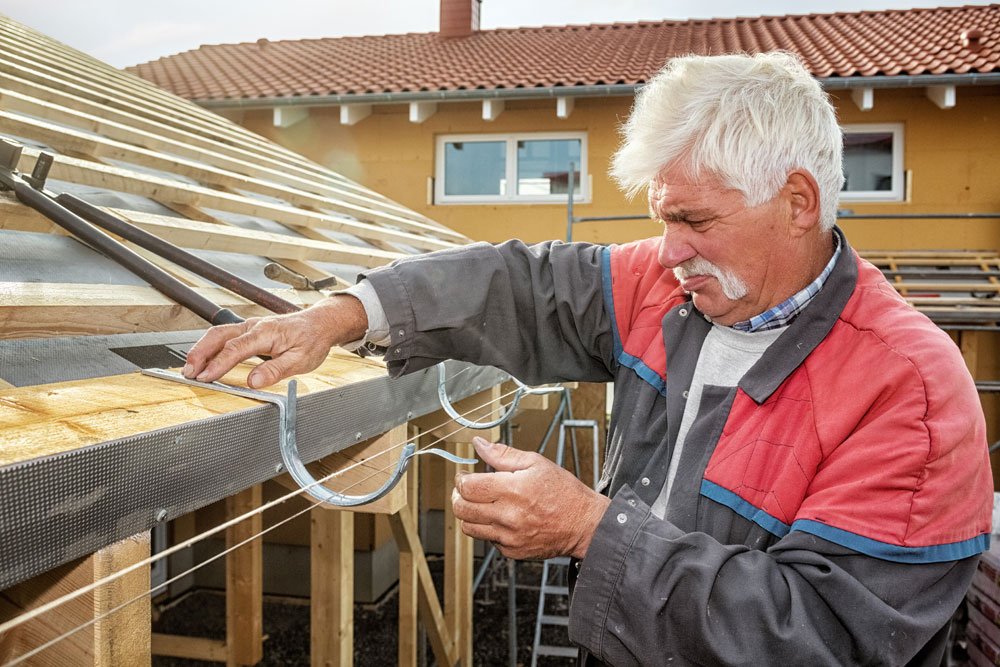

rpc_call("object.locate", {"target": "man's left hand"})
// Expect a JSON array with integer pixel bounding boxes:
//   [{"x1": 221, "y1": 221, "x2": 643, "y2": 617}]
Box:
[{"x1": 451, "y1": 437, "x2": 611, "y2": 560}]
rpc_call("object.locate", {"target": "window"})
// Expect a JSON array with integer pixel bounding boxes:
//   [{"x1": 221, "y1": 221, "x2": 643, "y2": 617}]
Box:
[
  {"x1": 841, "y1": 123, "x2": 904, "y2": 201},
  {"x1": 435, "y1": 132, "x2": 587, "y2": 204}
]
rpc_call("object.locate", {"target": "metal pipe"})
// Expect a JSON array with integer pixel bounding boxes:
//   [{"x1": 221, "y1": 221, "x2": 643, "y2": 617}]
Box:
[
  {"x1": 838, "y1": 213, "x2": 1000, "y2": 220},
  {"x1": 566, "y1": 162, "x2": 575, "y2": 242},
  {"x1": 57, "y1": 194, "x2": 302, "y2": 315},
  {"x1": 10, "y1": 180, "x2": 244, "y2": 327},
  {"x1": 573, "y1": 214, "x2": 650, "y2": 223}
]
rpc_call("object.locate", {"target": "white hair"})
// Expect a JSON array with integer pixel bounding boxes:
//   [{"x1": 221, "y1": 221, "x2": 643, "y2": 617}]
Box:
[{"x1": 611, "y1": 52, "x2": 844, "y2": 231}]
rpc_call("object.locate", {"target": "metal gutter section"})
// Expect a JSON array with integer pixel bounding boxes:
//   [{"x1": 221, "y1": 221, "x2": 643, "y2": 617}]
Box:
[
  {"x1": 0, "y1": 360, "x2": 506, "y2": 589},
  {"x1": 195, "y1": 73, "x2": 1000, "y2": 109}
]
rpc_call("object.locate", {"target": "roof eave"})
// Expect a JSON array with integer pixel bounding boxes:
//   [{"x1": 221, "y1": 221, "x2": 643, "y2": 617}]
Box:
[{"x1": 195, "y1": 72, "x2": 1000, "y2": 109}]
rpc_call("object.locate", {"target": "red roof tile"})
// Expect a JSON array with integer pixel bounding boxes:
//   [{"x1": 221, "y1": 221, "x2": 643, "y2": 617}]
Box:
[{"x1": 129, "y1": 5, "x2": 1000, "y2": 101}]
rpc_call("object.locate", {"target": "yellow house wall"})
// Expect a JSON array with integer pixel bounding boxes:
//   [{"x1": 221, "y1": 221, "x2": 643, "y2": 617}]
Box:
[{"x1": 241, "y1": 84, "x2": 999, "y2": 252}]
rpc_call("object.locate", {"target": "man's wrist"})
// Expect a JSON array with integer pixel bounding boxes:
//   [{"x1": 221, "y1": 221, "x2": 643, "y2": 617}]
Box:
[
  {"x1": 572, "y1": 493, "x2": 612, "y2": 559},
  {"x1": 311, "y1": 294, "x2": 369, "y2": 348}
]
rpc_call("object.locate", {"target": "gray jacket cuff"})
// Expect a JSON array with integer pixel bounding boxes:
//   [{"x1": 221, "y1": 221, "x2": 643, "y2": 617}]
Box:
[
  {"x1": 568, "y1": 486, "x2": 682, "y2": 663},
  {"x1": 359, "y1": 265, "x2": 418, "y2": 377}
]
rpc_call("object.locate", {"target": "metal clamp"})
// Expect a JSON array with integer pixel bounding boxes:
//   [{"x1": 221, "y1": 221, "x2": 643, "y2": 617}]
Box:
[
  {"x1": 436, "y1": 364, "x2": 562, "y2": 429},
  {"x1": 142, "y1": 368, "x2": 475, "y2": 507}
]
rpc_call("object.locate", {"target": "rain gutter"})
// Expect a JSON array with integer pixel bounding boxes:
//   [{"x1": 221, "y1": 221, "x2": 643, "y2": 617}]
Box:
[{"x1": 195, "y1": 72, "x2": 1000, "y2": 109}]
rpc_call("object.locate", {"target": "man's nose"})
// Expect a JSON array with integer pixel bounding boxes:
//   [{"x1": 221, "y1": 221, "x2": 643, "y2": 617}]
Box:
[{"x1": 658, "y1": 223, "x2": 697, "y2": 269}]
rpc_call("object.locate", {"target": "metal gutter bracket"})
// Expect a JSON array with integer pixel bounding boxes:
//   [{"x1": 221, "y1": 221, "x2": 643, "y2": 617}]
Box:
[{"x1": 142, "y1": 368, "x2": 475, "y2": 507}]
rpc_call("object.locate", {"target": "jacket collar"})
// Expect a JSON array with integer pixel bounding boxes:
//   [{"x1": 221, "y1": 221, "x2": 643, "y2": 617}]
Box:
[{"x1": 737, "y1": 225, "x2": 858, "y2": 403}]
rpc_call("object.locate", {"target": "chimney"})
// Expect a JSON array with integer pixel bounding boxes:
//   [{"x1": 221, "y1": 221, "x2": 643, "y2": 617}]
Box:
[{"x1": 440, "y1": 0, "x2": 481, "y2": 38}]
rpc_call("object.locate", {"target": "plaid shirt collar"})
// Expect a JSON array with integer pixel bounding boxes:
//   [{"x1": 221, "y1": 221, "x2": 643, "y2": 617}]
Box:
[{"x1": 731, "y1": 234, "x2": 842, "y2": 333}]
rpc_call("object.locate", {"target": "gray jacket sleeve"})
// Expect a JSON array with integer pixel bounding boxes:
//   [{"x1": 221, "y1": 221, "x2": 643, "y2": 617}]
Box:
[
  {"x1": 570, "y1": 486, "x2": 977, "y2": 666},
  {"x1": 360, "y1": 239, "x2": 616, "y2": 384}
]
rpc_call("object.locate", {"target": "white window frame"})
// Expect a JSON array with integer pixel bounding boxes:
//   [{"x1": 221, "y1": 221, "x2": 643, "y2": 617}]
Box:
[
  {"x1": 840, "y1": 123, "x2": 905, "y2": 202},
  {"x1": 435, "y1": 132, "x2": 589, "y2": 205}
]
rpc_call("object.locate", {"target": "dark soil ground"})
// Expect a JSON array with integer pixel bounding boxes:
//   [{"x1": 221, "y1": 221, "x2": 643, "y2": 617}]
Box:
[{"x1": 152, "y1": 557, "x2": 575, "y2": 666}]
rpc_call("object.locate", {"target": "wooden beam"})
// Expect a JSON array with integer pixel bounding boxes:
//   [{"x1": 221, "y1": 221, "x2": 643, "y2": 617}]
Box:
[
  {"x1": 926, "y1": 85, "x2": 956, "y2": 109},
  {"x1": 15, "y1": 149, "x2": 458, "y2": 253},
  {"x1": 482, "y1": 99, "x2": 504, "y2": 122},
  {"x1": 0, "y1": 533, "x2": 151, "y2": 665},
  {"x1": 556, "y1": 97, "x2": 574, "y2": 119},
  {"x1": 273, "y1": 106, "x2": 309, "y2": 128},
  {"x1": 851, "y1": 87, "x2": 873, "y2": 111},
  {"x1": 398, "y1": 428, "x2": 420, "y2": 667},
  {"x1": 0, "y1": 70, "x2": 452, "y2": 229},
  {"x1": 409, "y1": 102, "x2": 437, "y2": 124},
  {"x1": 152, "y1": 633, "x2": 229, "y2": 662},
  {"x1": 0, "y1": 106, "x2": 461, "y2": 240},
  {"x1": 340, "y1": 104, "x2": 372, "y2": 126},
  {"x1": 444, "y1": 440, "x2": 475, "y2": 667},
  {"x1": 311, "y1": 509, "x2": 354, "y2": 667},
  {"x1": 0, "y1": 348, "x2": 386, "y2": 467},
  {"x1": 0, "y1": 53, "x2": 446, "y2": 233},
  {"x1": 0, "y1": 281, "x2": 326, "y2": 341},
  {"x1": 226, "y1": 485, "x2": 264, "y2": 667},
  {"x1": 388, "y1": 507, "x2": 457, "y2": 667}
]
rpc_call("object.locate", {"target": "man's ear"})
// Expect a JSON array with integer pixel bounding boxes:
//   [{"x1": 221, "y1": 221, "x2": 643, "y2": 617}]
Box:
[{"x1": 783, "y1": 170, "x2": 821, "y2": 237}]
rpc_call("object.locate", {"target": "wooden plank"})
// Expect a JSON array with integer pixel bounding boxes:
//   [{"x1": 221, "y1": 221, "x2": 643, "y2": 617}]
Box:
[
  {"x1": 15, "y1": 149, "x2": 456, "y2": 253},
  {"x1": 152, "y1": 633, "x2": 229, "y2": 662},
  {"x1": 0, "y1": 69, "x2": 433, "y2": 222},
  {"x1": 444, "y1": 440, "x2": 476, "y2": 667},
  {"x1": 310, "y1": 508, "x2": 354, "y2": 667},
  {"x1": 398, "y1": 427, "x2": 420, "y2": 667},
  {"x1": 961, "y1": 331, "x2": 981, "y2": 377},
  {"x1": 226, "y1": 485, "x2": 264, "y2": 667},
  {"x1": 0, "y1": 24, "x2": 284, "y2": 158},
  {"x1": 0, "y1": 281, "x2": 326, "y2": 340},
  {"x1": 0, "y1": 29, "x2": 432, "y2": 217},
  {"x1": 0, "y1": 350, "x2": 387, "y2": 466},
  {"x1": 388, "y1": 508, "x2": 457, "y2": 667},
  {"x1": 0, "y1": 533, "x2": 151, "y2": 666},
  {"x1": 0, "y1": 106, "x2": 463, "y2": 241}
]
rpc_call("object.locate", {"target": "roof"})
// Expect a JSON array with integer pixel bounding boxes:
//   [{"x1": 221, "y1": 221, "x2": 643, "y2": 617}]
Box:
[{"x1": 128, "y1": 4, "x2": 1000, "y2": 103}]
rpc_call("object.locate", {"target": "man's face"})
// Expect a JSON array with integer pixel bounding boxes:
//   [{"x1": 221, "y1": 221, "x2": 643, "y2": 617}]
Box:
[{"x1": 648, "y1": 164, "x2": 795, "y2": 326}]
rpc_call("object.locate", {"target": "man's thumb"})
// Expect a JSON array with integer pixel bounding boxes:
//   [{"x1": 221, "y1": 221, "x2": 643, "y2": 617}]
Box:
[{"x1": 473, "y1": 437, "x2": 532, "y2": 472}]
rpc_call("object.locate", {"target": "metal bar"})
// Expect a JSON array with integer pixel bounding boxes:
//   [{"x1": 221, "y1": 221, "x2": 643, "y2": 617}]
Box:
[
  {"x1": 566, "y1": 161, "x2": 575, "y2": 242},
  {"x1": 1, "y1": 167, "x2": 242, "y2": 327},
  {"x1": 837, "y1": 213, "x2": 1000, "y2": 220},
  {"x1": 572, "y1": 214, "x2": 650, "y2": 223},
  {"x1": 58, "y1": 194, "x2": 302, "y2": 315}
]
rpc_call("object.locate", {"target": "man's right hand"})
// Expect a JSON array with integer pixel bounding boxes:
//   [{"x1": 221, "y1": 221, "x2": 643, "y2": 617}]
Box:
[{"x1": 182, "y1": 295, "x2": 369, "y2": 389}]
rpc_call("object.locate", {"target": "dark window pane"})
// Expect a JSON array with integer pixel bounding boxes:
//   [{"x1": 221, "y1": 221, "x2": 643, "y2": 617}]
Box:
[
  {"x1": 444, "y1": 141, "x2": 506, "y2": 196},
  {"x1": 516, "y1": 139, "x2": 582, "y2": 195},
  {"x1": 843, "y1": 132, "x2": 894, "y2": 192}
]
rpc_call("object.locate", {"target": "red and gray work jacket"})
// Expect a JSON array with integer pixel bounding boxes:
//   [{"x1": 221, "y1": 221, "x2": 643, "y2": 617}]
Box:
[{"x1": 363, "y1": 226, "x2": 992, "y2": 666}]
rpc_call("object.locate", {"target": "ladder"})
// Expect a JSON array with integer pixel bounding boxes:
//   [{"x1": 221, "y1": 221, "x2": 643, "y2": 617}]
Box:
[{"x1": 531, "y1": 418, "x2": 600, "y2": 665}]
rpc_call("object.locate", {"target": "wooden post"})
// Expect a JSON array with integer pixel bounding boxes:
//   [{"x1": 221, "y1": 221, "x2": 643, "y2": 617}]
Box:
[
  {"x1": 415, "y1": 385, "x2": 501, "y2": 667},
  {"x1": 226, "y1": 485, "x2": 264, "y2": 667},
  {"x1": 311, "y1": 509, "x2": 353, "y2": 667},
  {"x1": 398, "y1": 427, "x2": 421, "y2": 667},
  {"x1": 0, "y1": 533, "x2": 151, "y2": 665}
]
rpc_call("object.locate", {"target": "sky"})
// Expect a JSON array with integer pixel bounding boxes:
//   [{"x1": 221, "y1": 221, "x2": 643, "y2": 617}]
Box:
[{"x1": 0, "y1": 0, "x2": 983, "y2": 68}]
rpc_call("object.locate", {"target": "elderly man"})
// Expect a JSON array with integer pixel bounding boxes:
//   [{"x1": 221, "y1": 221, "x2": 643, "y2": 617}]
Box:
[{"x1": 184, "y1": 52, "x2": 992, "y2": 665}]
